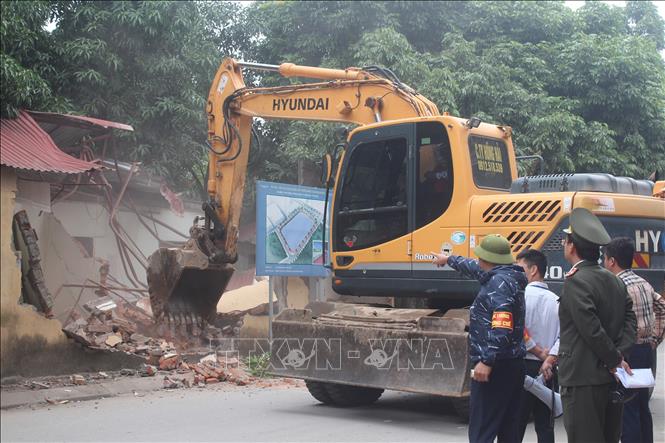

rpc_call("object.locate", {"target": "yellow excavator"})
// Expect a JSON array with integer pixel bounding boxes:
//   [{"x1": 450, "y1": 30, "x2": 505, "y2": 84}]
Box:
[{"x1": 148, "y1": 58, "x2": 665, "y2": 413}]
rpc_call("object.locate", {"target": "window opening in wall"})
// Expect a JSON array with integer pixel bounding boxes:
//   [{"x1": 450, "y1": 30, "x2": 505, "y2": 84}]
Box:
[{"x1": 73, "y1": 236, "x2": 94, "y2": 258}]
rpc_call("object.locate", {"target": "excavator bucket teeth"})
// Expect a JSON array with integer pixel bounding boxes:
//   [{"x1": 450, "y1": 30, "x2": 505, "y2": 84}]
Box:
[{"x1": 147, "y1": 247, "x2": 233, "y2": 323}]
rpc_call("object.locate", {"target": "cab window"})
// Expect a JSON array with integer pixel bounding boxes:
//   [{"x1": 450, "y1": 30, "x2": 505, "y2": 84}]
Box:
[
  {"x1": 468, "y1": 136, "x2": 511, "y2": 190},
  {"x1": 416, "y1": 122, "x2": 453, "y2": 228},
  {"x1": 336, "y1": 138, "x2": 408, "y2": 251}
]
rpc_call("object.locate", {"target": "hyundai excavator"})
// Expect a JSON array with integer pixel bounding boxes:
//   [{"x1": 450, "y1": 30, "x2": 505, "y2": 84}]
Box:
[{"x1": 147, "y1": 58, "x2": 665, "y2": 414}]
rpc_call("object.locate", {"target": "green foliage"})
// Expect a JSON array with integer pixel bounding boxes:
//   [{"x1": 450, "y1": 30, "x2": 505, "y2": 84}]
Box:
[
  {"x1": 246, "y1": 0, "x2": 665, "y2": 181},
  {"x1": 2, "y1": 1, "x2": 252, "y2": 190},
  {"x1": 49, "y1": 1, "x2": 252, "y2": 188},
  {"x1": 626, "y1": 1, "x2": 665, "y2": 50},
  {"x1": 0, "y1": 1, "x2": 69, "y2": 116},
  {"x1": 244, "y1": 352, "x2": 271, "y2": 378},
  {"x1": 2, "y1": 0, "x2": 664, "y2": 194},
  {"x1": 578, "y1": 2, "x2": 628, "y2": 36}
]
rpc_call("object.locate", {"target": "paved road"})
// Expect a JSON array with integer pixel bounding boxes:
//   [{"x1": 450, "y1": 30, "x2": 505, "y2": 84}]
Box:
[
  {"x1": 0, "y1": 386, "x2": 540, "y2": 442},
  {"x1": 2, "y1": 347, "x2": 663, "y2": 442}
]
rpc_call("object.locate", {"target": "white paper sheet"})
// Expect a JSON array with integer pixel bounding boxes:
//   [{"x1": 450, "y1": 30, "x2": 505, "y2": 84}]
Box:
[{"x1": 615, "y1": 368, "x2": 656, "y2": 389}]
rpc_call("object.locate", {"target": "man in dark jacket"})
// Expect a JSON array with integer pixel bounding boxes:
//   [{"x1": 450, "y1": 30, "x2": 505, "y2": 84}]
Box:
[
  {"x1": 432, "y1": 234, "x2": 527, "y2": 443},
  {"x1": 559, "y1": 208, "x2": 637, "y2": 443}
]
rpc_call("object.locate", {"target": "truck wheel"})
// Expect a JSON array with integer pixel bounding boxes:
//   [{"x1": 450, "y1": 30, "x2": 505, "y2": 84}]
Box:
[
  {"x1": 305, "y1": 380, "x2": 334, "y2": 405},
  {"x1": 325, "y1": 383, "x2": 384, "y2": 407},
  {"x1": 451, "y1": 397, "x2": 470, "y2": 422}
]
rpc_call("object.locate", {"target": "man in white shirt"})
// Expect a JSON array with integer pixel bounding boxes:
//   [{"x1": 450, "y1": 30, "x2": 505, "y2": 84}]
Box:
[{"x1": 516, "y1": 248, "x2": 560, "y2": 443}]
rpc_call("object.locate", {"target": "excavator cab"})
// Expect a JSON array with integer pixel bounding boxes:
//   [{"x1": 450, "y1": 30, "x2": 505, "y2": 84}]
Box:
[{"x1": 331, "y1": 116, "x2": 517, "y2": 300}]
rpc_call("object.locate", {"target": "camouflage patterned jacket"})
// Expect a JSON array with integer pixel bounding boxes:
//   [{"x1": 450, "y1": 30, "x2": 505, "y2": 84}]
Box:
[{"x1": 448, "y1": 256, "x2": 527, "y2": 366}]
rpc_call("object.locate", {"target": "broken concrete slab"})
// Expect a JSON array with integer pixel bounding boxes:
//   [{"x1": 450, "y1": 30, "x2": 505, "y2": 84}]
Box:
[
  {"x1": 199, "y1": 353, "x2": 217, "y2": 364},
  {"x1": 130, "y1": 333, "x2": 150, "y2": 345},
  {"x1": 70, "y1": 374, "x2": 86, "y2": 385},
  {"x1": 1, "y1": 340, "x2": 145, "y2": 380},
  {"x1": 104, "y1": 334, "x2": 122, "y2": 347}
]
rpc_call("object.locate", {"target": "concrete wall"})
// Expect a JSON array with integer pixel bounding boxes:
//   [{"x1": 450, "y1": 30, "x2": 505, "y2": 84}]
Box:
[
  {"x1": 49, "y1": 197, "x2": 197, "y2": 289},
  {"x1": 12, "y1": 185, "x2": 200, "y2": 324},
  {"x1": 1, "y1": 171, "x2": 177, "y2": 378},
  {"x1": 0, "y1": 167, "x2": 70, "y2": 378}
]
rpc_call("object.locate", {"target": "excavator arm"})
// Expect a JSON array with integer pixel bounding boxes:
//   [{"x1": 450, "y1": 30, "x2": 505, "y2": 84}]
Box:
[{"x1": 147, "y1": 58, "x2": 439, "y2": 329}]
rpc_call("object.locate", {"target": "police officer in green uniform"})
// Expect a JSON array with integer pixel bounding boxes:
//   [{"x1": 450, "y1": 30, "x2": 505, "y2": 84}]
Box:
[{"x1": 559, "y1": 208, "x2": 637, "y2": 443}]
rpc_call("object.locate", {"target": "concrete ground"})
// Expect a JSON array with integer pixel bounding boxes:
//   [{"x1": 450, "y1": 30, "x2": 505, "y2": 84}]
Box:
[
  {"x1": 2, "y1": 346, "x2": 663, "y2": 442},
  {"x1": 2, "y1": 383, "x2": 663, "y2": 441},
  {"x1": 0, "y1": 386, "x2": 538, "y2": 442}
]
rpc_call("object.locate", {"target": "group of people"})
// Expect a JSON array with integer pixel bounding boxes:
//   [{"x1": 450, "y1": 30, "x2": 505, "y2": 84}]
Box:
[{"x1": 431, "y1": 208, "x2": 665, "y2": 443}]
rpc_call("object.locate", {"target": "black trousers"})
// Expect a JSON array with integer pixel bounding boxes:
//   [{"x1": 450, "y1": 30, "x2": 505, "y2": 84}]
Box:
[
  {"x1": 621, "y1": 343, "x2": 654, "y2": 443},
  {"x1": 561, "y1": 383, "x2": 623, "y2": 443},
  {"x1": 469, "y1": 358, "x2": 525, "y2": 443},
  {"x1": 518, "y1": 359, "x2": 556, "y2": 443}
]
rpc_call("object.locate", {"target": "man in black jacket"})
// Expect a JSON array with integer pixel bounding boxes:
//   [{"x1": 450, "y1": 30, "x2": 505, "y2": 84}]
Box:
[{"x1": 432, "y1": 234, "x2": 527, "y2": 443}]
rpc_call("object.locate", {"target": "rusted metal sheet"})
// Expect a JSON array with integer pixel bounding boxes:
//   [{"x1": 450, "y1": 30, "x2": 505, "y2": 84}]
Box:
[
  {"x1": 28, "y1": 111, "x2": 133, "y2": 150},
  {"x1": 270, "y1": 303, "x2": 471, "y2": 397},
  {"x1": 28, "y1": 111, "x2": 134, "y2": 132},
  {"x1": 1, "y1": 111, "x2": 102, "y2": 173}
]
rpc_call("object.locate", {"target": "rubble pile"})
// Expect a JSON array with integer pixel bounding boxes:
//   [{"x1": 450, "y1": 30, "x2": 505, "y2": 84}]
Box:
[
  {"x1": 156, "y1": 354, "x2": 256, "y2": 389},
  {"x1": 59, "y1": 295, "x2": 265, "y2": 390},
  {"x1": 62, "y1": 307, "x2": 171, "y2": 355},
  {"x1": 62, "y1": 295, "x2": 233, "y2": 353}
]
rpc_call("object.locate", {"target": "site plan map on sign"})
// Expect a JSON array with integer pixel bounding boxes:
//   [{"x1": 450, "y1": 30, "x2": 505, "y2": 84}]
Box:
[{"x1": 256, "y1": 181, "x2": 329, "y2": 276}]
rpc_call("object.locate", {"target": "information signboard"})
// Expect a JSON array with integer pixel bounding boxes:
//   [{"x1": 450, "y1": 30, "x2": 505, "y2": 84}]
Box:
[{"x1": 256, "y1": 180, "x2": 330, "y2": 276}]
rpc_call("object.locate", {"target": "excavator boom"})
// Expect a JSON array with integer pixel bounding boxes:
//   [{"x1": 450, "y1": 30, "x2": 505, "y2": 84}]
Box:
[{"x1": 147, "y1": 58, "x2": 439, "y2": 328}]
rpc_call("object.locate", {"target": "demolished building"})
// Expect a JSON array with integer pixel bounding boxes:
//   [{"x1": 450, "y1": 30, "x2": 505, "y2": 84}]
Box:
[
  {"x1": 0, "y1": 111, "x2": 205, "y2": 377},
  {"x1": 1, "y1": 110, "x2": 333, "y2": 382}
]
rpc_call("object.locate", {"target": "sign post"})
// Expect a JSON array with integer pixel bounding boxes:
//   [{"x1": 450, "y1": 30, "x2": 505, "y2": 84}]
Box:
[
  {"x1": 256, "y1": 180, "x2": 330, "y2": 348},
  {"x1": 268, "y1": 276, "x2": 273, "y2": 352}
]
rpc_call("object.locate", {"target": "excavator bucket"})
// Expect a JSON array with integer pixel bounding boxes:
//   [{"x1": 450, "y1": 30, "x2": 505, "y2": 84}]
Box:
[
  {"x1": 269, "y1": 302, "x2": 471, "y2": 398},
  {"x1": 147, "y1": 246, "x2": 234, "y2": 328}
]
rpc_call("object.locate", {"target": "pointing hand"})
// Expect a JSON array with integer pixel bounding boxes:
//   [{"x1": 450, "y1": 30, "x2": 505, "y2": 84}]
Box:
[{"x1": 431, "y1": 252, "x2": 449, "y2": 267}]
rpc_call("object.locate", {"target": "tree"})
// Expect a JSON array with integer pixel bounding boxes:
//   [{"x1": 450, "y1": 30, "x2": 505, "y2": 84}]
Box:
[
  {"x1": 0, "y1": 1, "x2": 69, "y2": 117},
  {"x1": 626, "y1": 0, "x2": 665, "y2": 50},
  {"x1": 2, "y1": 1, "x2": 254, "y2": 191},
  {"x1": 3, "y1": 1, "x2": 664, "y2": 190},
  {"x1": 49, "y1": 1, "x2": 254, "y2": 189},
  {"x1": 245, "y1": 0, "x2": 665, "y2": 180}
]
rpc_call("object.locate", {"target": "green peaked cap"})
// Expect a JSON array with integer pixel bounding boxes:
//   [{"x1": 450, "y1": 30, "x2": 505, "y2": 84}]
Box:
[
  {"x1": 562, "y1": 207, "x2": 611, "y2": 246},
  {"x1": 474, "y1": 234, "x2": 514, "y2": 265}
]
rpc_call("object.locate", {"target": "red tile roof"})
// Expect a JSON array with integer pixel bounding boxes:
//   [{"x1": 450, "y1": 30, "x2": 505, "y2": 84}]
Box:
[{"x1": 1, "y1": 111, "x2": 101, "y2": 174}]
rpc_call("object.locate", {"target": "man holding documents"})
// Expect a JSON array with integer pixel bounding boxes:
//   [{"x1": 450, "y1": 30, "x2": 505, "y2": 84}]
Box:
[
  {"x1": 558, "y1": 208, "x2": 637, "y2": 443},
  {"x1": 603, "y1": 237, "x2": 665, "y2": 443}
]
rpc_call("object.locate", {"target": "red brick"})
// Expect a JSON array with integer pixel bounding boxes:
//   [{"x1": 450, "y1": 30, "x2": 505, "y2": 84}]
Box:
[{"x1": 158, "y1": 354, "x2": 180, "y2": 371}]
